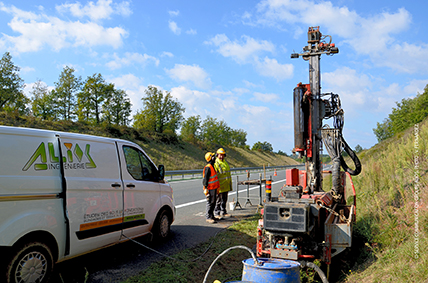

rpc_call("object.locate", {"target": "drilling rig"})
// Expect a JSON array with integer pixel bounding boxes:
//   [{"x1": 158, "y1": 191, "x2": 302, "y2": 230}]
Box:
[{"x1": 256, "y1": 27, "x2": 362, "y2": 278}]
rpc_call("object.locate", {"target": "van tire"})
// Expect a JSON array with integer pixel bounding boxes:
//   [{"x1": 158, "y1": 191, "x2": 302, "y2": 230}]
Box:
[
  {"x1": 153, "y1": 209, "x2": 171, "y2": 241},
  {"x1": 6, "y1": 241, "x2": 54, "y2": 283}
]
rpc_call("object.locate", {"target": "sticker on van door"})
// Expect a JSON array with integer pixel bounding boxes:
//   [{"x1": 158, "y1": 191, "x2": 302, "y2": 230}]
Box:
[{"x1": 22, "y1": 142, "x2": 97, "y2": 171}]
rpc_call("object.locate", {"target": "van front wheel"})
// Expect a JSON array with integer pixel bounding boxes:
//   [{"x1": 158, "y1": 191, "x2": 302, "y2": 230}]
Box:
[
  {"x1": 6, "y1": 242, "x2": 54, "y2": 283},
  {"x1": 153, "y1": 209, "x2": 171, "y2": 241}
]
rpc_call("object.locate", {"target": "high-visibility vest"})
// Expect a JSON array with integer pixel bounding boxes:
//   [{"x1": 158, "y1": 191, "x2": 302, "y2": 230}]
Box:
[
  {"x1": 214, "y1": 158, "x2": 232, "y2": 193},
  {"x1": 203, "y1": 164, "x2": 220, "y2": 190}
]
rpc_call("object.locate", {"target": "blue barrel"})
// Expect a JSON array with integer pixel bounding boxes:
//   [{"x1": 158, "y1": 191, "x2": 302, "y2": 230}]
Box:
[{"x1": 242, "y1": 258, "x2": 301, "y2": 283}]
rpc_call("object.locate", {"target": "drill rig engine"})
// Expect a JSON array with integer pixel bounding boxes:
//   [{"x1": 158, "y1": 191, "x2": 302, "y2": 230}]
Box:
[{"x1": 257, "y1": 27, "x2": 362, "y2": 272}]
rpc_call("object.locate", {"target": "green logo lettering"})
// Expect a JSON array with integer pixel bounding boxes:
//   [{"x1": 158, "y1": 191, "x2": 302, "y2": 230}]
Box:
[
  {"x1": 22, "y1": 142, "x2": 48, "y2": 171},
  {"x1": 85, "y1": 144, "x2": 97, "y2": 169},
  {"x1": 23, "y1": 142, "x2": 97, "y2": 171}
]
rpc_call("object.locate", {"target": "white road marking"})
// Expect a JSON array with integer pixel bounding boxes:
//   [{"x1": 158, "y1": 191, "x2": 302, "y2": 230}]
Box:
[{"x1": 175, "y1": 178, "x2": 286, "y2": 209}]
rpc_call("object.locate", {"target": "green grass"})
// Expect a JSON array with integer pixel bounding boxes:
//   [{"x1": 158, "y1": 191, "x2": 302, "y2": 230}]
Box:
[
  {"x1": 121, "y1": 215, "x2": 260, "y2": 283},
  {"x1": 344, "y1": 118, "x2": 428, "y2": 282}
]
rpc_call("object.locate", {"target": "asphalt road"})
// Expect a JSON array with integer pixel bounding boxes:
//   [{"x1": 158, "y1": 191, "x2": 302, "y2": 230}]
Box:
[{"x1": 52, "y1": 169, "x2": 290, "y2": 283}]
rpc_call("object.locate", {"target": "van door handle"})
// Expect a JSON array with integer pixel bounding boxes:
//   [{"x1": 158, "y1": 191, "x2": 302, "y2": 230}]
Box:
[
  {"x1": 111, "y1": 183, "x2": 121, "y2": 188},
  {"x1": 126, "y1": 183, "x2": 135, "y2": 188}
]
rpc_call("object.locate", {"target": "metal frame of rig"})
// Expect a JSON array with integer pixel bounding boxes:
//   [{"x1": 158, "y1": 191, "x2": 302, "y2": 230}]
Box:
[{"x1": 256, "y1": 26, "x2": 362, "y2": 278}]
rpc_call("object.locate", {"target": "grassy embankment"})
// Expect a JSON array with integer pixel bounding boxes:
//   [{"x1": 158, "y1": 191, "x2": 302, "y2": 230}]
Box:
[{"x1": 344, "y1": 118, "x2": 428, "y2": 282}]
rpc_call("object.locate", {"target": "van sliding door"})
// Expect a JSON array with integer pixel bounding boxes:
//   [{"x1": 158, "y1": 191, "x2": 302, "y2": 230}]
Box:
[{"x1": 59, "y1": 135, "x2": 124, "y2": 257}]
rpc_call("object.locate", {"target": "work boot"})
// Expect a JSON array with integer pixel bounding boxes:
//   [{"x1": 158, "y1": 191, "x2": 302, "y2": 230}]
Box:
[
  {"x1": 214, "y1": 215, "x2": 223, "y2": 220},
  {"x1": 222, "y1": 213, "x2": 231, "y2": 218},
  {"x1": 206, "y1": 218, "x2": 217, "y2": 224}
]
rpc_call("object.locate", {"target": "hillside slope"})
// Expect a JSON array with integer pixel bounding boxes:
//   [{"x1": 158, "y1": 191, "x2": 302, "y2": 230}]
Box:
[
  {"x1": 0, "y1": 112, "x2": 299, "y2": 171},
  {"x1": 344, "y1": 118, "x2": 428, "y2": 282}
]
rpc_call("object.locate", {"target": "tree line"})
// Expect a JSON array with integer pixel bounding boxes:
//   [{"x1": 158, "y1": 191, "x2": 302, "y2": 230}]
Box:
[
  {"x1": 1, "y1": 52, "x2": 132, "y2": 126},
  {"x1": 373, "y1": 84, "x2": 428, "y2": 142},
  {"x1": 0, "y1": 51, "x2": 280, "y2": 152}
]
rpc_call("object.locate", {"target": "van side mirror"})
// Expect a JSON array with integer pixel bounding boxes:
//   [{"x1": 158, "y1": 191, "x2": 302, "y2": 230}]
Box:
[{"x1": 158, "y1": 165, "x2": 165, "y2": 180}]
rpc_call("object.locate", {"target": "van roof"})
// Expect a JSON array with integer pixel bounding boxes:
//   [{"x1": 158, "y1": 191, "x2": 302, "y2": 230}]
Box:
[{"x1": 0, "y1": 125, "x2": 127, "y2": 143}]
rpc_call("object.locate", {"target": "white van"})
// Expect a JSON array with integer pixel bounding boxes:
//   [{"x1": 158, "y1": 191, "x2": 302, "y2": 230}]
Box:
[{"x1": 0, "y1": 126, "x2": 175, "y2": 283}]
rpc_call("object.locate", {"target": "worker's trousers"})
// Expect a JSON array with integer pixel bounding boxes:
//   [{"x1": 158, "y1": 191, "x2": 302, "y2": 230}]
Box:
[
  {"x1": 206, "y1": 189, "x2": 217, "y2": 220},
  {"x1": 215, "y1": 192, "x2": 228, "y2": 216}
]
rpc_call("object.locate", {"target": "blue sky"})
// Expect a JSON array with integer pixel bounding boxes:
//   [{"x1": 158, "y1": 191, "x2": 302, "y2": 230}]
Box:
[{"x1": 1, "y1": 0, "x2": 427, "y2": 154}]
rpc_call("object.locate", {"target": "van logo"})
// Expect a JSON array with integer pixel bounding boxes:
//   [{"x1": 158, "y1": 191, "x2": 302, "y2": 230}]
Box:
[{"x1": 22, "y1": 142, "x2": 97, "y2": 171}]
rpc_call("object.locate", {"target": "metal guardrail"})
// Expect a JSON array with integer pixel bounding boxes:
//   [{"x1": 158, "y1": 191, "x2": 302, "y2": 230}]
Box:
[{"x1": 165, "y1": 164, "x2": 304, "y2": 180}]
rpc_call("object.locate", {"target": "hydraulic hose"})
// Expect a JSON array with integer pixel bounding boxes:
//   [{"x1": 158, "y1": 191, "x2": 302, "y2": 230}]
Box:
[
  {"x1": 202, "y1": 245, "x2": 259, "y2": 283},
  {"x1": 340, "y1": 136, "x2": 362, "y2": 176},
  {"x1": 331, "y1": 157, "x2": 342, "y2": 195},
  {"x1": 302, "y1": 261, "x2": 329, "y2": 283}
]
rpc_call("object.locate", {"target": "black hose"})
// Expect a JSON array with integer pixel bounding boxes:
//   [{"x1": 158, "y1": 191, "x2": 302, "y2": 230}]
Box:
[
  {"x1": 340, "y1": 136, "x2": 362, "y2": 176},
  {"x1": 331, "y1": 157, "x2": 342, "y2": 194},
  {"x1": 306, "y1": 262, "x2": 329, "y2": 283}
]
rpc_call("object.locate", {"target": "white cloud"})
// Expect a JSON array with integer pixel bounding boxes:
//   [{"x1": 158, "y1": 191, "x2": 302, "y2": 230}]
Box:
[
  {"x1": 322, "y1": 67, "x2": 428, "y2": 116},
  {"x1": 110, "y1": 74, "x2": 145, "y2": 113},
  {"x1": 322, "y1": 67, "x2": 371, "y2": 115},
  {"x1": 243, "y1": 80, "x2": 260, "y2": 88},
  {"x1": 56, "y1": 0, "x2": 132, "y2": 21},
  {"x1": 20, "y1": 66, "x2": 35, "y2": 73},
  {"x1": 186, "y1": 28, "x2": 197, "y2": 35},
  {"x1": 205, "y1": 34, "x2": 275, "y2": 63},
  {"x1": 166, "y1": 64, "x2": 212, "y2": 89},
  {"x1": 106, "y1": 52, "x2": 159, "y2": 70},
  {"x1": 0, "y1": 3, "x2": 128, "y2": 53},
  {"x1": 168, "y1": 20, "x2": 181, "y2": 35},
  {"x1": 254, "y1": 56, "x2": 293, "y2": 81},
  {"x1": 0, "y1": 3, "x2": 40, "y2": 20},
  {"x1": 252, "y1": 91, "x2": 280, "y2": 103},
  {"x1": 161, "y1": 51, "x2": 174, "y2": 58},
  {"x1": 252, "y1": 0, "x2": 428, "y2": 75},
  {"x1": 403, "y1": 79, "x2": 428, "y2": 96},
  {"x1": 232, "y1": 87, "x2": 250, "y2": 96},
  {"x1": 168, "y1": 10, "x2": 179, "y2": 17},
  {"x1": 170, "y1": 86, "x2": 214, "y2": 117},
  {"x1": 205, "y1": 34, "x2": 292, "y2": 80}
]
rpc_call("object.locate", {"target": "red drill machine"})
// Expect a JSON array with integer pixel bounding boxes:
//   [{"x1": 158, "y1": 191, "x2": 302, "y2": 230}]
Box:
[{"x1": 256, "y1": 27, "x2": 362, "y2": 278}]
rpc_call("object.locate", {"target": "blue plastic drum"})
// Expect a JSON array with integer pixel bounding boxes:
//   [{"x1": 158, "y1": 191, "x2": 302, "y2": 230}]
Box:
[{"x1": 242, "y1": 258, "x2": 301, "y2": 283}]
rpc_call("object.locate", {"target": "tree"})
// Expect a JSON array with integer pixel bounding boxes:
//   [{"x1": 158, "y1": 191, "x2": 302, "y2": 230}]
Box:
[
  {"x1": 103, "y1": 88, "x2": 132, "y2": 126},
  {"x1": 200, "y1": 116, "x2": 230, "y2": 146},
  {"x1": 373, "y1": 118, "x2": 393, "y2": 142},
  {"x1": 54, "y1": 66, "x2": 82, "y2": 121},
  {"x1": 373, "y1": 85, "x2": 428, "y2": 142},
  {"x1": 0, "y1": 52, "x2": 28, "y2": 113},
  {"x1": 229, "y1": 129, "x2": 247, "y2": 147},
  {"x1": 252, "y1": 141, "x2": 273, "y2": 152},
  {"x1": 77, "y1": 73, "x2": 113, "y2": 124},
  {"x1": 133, "y1": 86, "x2": 185, "y2": 134},
  {"x1": 180, "y1": 115, "x2": 202, "y2": 143},
  {"x1": 31, "y1": 80, "x2": 56, "y2": 120},
  {"x1": 354, "y1": 144, "x2": 363, "y2": 153}
]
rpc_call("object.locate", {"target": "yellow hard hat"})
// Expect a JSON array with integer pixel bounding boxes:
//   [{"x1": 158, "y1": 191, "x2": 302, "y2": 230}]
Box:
[
  {"x1": 217, "y1": 148, "x2": 226, "y2": 154},
  {"x1": 205, "y1": 152, "x2": 215, "y2": 162}
]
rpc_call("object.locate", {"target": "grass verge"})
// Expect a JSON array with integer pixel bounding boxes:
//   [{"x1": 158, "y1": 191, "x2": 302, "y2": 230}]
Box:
[{"x1": 121, "y1": 215, "x2": 259, "y2": 283}]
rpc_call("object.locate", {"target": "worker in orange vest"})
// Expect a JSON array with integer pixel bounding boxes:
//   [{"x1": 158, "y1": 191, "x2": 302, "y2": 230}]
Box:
[{"x1": 203, "y1": 152, "x2": 220, "y2": 223}]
